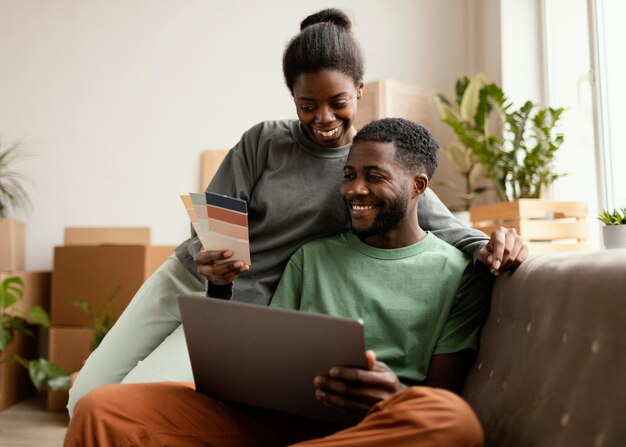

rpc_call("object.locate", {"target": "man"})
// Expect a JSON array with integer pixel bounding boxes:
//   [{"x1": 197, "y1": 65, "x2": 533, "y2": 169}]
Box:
[{"x1": 65, "y1": 118, "x2": 490, "y2": 447}]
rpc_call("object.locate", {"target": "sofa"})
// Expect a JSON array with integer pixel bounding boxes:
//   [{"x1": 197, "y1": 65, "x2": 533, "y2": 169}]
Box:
[{"x1": 462, "y1": 248, "x2": 626, "y2": 447}]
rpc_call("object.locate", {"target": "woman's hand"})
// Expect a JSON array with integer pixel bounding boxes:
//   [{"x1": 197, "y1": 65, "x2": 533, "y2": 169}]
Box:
[
  {"x1": 194, "y1": 249, "x2": 249, "y2": 285},
  {"x1": 477, "y1": 227, "x2": 529, "y2": 275},
  {"x1": 313, "y1": 351, "x2": 407, "y2": 418}
]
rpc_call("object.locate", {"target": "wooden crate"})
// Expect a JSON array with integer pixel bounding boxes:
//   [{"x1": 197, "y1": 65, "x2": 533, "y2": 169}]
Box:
[
  {"x1": 354, "y1": 80, "x2": 433, "y2": 131},
  {"x1": 469, "y1": 199, "x2": 589, "y2": 253}
]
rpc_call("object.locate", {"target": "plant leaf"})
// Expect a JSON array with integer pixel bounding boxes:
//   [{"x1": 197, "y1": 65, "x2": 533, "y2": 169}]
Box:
[
  {"x1": 0, "y1": 324, "x2": 13, "y2": 352},
  {"x1": 71, "y1": 299, "x2": 92, "y2": 317},
  {"x1": 445, "y1": 142, "x2": 471, "y2": 174},
  {"x1": 26, "y1": 306, "x2": 51, "y2": 328},
  {"x1": 459, "y1": 73, "x2": 486, "y2": 124},
  {"x1": 0, "y1": 277, "x2": 24, "y2": 309},
  {"x1": 26, "y1": 358, "x2": 71, "y2": 392}
]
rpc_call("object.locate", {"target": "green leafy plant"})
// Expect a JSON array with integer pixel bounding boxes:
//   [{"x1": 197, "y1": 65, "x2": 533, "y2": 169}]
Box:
[
  {"x1": 0, "y1": 139, "x2": 31, "y2": 218},
  {"x1": 72, "y1": 286, "x2": 118, "y2": 351},
  {"x1": 598, "y1": 208, "x2": 626, "y2": 225},
  {"x1": 434, "y1": 74, "x2": 491, "y2": 210},
  {"x1": 0, "y1": 277, "x2": 49, "y2": 351},
  {"x1": 436, "y1": 73, "x2": 565, "y2": 203},
  {"x1": 13, "y1": 355, "x2": 71, "y2": 392},
  {"x1": 0, "y1": 276, "x2": 71, "y2": 391}
]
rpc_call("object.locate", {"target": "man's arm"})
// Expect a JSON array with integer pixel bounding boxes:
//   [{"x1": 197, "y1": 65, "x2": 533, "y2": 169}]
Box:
[{"x1": 423, "y1": 349, "x2": 476, "y2": 395}]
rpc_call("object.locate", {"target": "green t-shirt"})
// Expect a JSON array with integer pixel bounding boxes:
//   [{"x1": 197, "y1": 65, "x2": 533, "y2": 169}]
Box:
[{"x1": 270, "y1": 231, "x2": 491, "y2": 384}]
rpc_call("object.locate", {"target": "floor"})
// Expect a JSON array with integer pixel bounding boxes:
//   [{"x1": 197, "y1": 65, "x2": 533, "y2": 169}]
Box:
[{"x1": 0, "y1": 395, "x2": 68, "y2": 446}]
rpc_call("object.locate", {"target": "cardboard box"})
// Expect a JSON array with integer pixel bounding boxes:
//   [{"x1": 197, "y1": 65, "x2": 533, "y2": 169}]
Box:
[
  {"x1": 64, "y1": 227, "x2": 151, "y2": 246},
  {"x1": 0, "y1": 272, "x2": 51, "y2": 411},
  {"x1": 0, "y1": 218, "x2": 25, "y2": 271},
  {"x1": 0, "y1": 271, "x2": 51, "y2": 315},
  {"x1": 51, "y1": 245, "x2": 175, "y2": 326},
  {"x1": 0, "y1": 332, "x2": 37, "y2": 411},
  {"x1": 46, "y1": 326, "x2": 92, "y2": 412},
  {"x1": 200, "y1": 149, "x2": 228, "y2": 191}
]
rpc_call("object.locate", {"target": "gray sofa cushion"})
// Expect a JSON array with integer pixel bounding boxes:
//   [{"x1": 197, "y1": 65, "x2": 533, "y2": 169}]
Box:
[{"x1": 463, "y1": 249, "x2": 626, "y2": 447}]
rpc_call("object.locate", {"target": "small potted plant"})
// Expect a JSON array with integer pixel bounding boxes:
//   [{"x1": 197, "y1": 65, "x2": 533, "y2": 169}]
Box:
[{"x1": 598, "y1": 207, "x2": 626, "y2": 249}]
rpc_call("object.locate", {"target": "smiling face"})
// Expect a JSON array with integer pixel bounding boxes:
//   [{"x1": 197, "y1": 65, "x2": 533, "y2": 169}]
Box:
[
  {"x1": 292, "y1": 69, "x2": 363, "y2": 148},
  {"x1": 340, "y1": 140, "x2": 425, "y2": 249}
]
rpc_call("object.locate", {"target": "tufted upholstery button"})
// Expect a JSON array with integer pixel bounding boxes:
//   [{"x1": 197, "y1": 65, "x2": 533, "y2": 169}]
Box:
[
  {"x1": 477, "y1": 362, "x2": 483, "y2": 371},
  {"x1": 560, "y1": 413, "x2": 570, "y2": 427},
  {"x1": 591, "y1": 340, "x2": 600, "y2": 353},
  {"x1": 526, "y1": 322, "x2": 532, "y2": 332},
  {"x1": 594, "y1": 432, "x2": 606, "y2": 446},
  {"x1": 562, "y1": 332, "x2": 569, "y2": 343}
]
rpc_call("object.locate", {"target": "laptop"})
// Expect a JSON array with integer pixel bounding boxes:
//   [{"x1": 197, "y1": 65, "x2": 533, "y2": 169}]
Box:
[{"x1": 178, "y1": 294, "x2": 367, "y2": 425}]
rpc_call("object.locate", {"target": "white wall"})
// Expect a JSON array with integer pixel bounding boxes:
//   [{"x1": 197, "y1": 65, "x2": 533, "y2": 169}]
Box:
[{"x1": 0, "y1": 0, "x2": 475, "y2": 270}]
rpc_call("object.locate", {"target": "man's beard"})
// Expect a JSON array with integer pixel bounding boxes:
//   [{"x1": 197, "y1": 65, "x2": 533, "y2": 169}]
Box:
[{"x1": 350, "y1": 191, "x2": 408, "y2": 239}]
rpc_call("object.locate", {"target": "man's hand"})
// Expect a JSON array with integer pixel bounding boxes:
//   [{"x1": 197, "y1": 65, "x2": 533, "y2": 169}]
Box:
[
  {"x1": 313, "y1": 351, "x2": 407, "y2": 418},
  {"x1": 477, "y1": 226, "x2": 528, "y2": 275},
  {"x1": 194, "y1": 250, "x2": 249, "y2": 285}
]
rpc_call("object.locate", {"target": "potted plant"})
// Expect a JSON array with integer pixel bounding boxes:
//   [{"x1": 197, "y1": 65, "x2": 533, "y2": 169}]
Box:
[
  {"x1": 0, "y1": 276, "x2": 71, "y2": 410},
  {"x1": 0, "y1": 139, "x2": 31, "y2": 271},
  {"x1": 436, "y1": 74, "x2": 588, "y2": 253},
  {"x1": 436, "y1": 73, "x2": 565, "y2": 203},
  {"x1": 598, "y1": 207, "x2": 626, "y2": 249}
]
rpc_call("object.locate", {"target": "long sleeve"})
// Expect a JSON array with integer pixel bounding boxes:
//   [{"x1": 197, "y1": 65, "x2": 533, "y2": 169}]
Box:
[{"x1": 418, "y1": 189, "x2": 489, "y2": 262}]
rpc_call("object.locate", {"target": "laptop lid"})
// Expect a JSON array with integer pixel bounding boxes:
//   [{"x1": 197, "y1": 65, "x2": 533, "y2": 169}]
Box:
[{"x1": 178, "y1": 294, "x2": 366, "y2": 425}]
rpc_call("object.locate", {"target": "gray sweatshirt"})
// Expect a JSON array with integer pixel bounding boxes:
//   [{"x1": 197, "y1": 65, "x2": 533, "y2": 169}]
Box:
[{"x1": 175, "y1": 120, "x2": 488, "y2": 304}]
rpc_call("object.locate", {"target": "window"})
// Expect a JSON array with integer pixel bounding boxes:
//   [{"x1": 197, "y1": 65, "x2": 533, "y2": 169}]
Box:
[
  {"x1": 543, "y1": 0, "x2": 599, "y2": 247},
  {"x1": 589, "y1": 0, "x2": 626, "y2": 210}
]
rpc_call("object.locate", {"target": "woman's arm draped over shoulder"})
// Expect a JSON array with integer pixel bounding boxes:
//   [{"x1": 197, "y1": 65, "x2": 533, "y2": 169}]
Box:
[{"x1": 418, "y1": 189, "x2": 489, "y2": 261}]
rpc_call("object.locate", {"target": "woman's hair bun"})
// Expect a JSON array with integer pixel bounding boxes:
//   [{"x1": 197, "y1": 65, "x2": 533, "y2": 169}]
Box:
[{"x1": 300, "y1": 8, "x2": 351, "y2": 31}]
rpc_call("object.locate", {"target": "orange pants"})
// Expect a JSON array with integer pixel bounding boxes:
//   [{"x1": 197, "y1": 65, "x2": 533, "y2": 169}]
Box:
[{"x1": 64, "y1": 382, "x2": 483, "y2": 447}]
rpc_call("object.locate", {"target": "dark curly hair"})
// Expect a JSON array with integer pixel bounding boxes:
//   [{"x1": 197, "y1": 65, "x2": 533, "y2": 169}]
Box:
[
  {"x1": 353, "y1": 118, "x2": 440, "y2": 179},
  {"x1": 282, "y1": 8, "x2": 365, "y2": 93}
]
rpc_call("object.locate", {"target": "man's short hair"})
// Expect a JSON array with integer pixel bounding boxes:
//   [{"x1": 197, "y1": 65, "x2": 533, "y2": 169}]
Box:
[{"x1": 353, "y1": 118, "x2": 439, "y2": 179}]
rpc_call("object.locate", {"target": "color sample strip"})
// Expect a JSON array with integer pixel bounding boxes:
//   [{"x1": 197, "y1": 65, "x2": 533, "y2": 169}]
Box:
[
  {"x1": 181, "y1": 195, "x2": 203, "y2": 238},
  {"x1": 180, "y1": 192, "x2": 250, "y2": 265},
  {"x1": 208, "y1": 218, "x2": 248, "y2": 241},
  {"x1": 194, "y1": 204, "x2": 208, "y2": 220},
  {"x1": 207, "y1": 205, "x2": 248, "y2": 227},
  {"x1": 205, "y1": 232, "x2": 251, "y2": 265},
  {"x1": 205, "y1": 192, "x2": 248, "y2": 214},
  {"x1": 180, "y1": 195, "x2": 193, "y2": 209},
  {"x1": 190, "y1": 192, "x2": 207, "y2": 206}
]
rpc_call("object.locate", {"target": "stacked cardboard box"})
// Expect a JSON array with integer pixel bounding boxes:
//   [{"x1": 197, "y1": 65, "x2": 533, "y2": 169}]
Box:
[
  {"x1": 47, "y1": 227, "x2": 175, "y2": 411},
  {"x1": 1, "y1": 217, "x2": 53, "y2": 411}
]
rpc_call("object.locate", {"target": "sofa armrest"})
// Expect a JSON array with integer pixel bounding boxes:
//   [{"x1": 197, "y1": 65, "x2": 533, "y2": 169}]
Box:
[{"x1": 463, "y1": 249, "x2": 626, "y2": 447}]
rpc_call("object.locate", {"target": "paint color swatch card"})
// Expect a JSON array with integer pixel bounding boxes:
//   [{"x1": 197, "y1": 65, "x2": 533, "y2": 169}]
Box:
[{"x1": 180, "y1": 192, "x2": 251, "y2": 265}]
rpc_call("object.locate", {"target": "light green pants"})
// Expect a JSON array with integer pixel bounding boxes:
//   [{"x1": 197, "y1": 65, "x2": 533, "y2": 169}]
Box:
[{"x1": 67, "y1": 255, "x2": 204, "y2": 417}]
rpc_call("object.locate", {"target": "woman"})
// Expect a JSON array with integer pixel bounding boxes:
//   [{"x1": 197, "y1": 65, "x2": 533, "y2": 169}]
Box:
[{"x1": 68, "y1": 7, "x2": 526, "y2": 418}]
